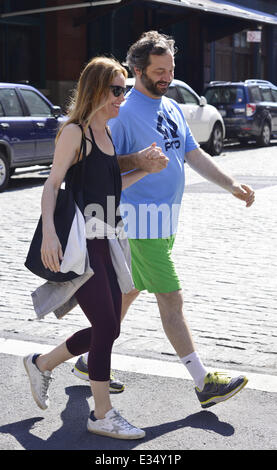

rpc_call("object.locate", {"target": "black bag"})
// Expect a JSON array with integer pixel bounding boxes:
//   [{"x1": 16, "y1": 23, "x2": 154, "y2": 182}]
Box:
[{"x1": 25, "y1": 127, "x2": 87, "y2": 282}]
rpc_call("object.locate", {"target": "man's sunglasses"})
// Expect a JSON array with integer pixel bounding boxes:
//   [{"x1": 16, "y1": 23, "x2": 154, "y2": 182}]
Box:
[{"x1": 110, "y1": 85, "x2": 127, "y2": 97}]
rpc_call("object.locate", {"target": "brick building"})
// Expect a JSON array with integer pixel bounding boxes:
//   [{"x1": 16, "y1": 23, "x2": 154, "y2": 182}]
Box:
[{"x1": 1, "y1": 0, "x2": 277, "y2": 108}]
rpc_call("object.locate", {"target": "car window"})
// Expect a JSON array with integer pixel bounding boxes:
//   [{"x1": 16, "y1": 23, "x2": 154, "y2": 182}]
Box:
[
  {"x1": 0, "y1": 88, "x2": 23, "y2": 116},
  {"x1": 260, "y1": 87, "x2": 273, "y2": 102},
  {"x1": 0, "y1": 101, "x2": 4, "y2": 117},
  {"x1": 248, "y1": 86, "x2": 262, "y2": 102},
  {"x1": 205, "y1": 88, "x2": 220, "y2": 105},
  {"x1": 205, "y1": 86, "x2": 245, "y2": 105},
  {"x1": 177, "y1": 86, "x2": 198, "y2": 104},
  {"x1": 165, "y1": 86, "x2": 180, "y2": 102},
  {"x1": 20, "y1": 89, "x2": 52, "y2": 116},
  {"x1": 271, "y1": 89, "x2": 277, "y2": 102}
]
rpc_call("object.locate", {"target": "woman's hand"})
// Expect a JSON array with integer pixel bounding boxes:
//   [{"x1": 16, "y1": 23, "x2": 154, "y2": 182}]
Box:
[
  {"x1": 136, "y1": 143, "x2": 169, "y2": 173},
  {"x1": 121, "y1": 144, "x2": 169, "y2": 189},
  {"x1": 41, "y1": 232, "x2": 64, "y2": 272}
]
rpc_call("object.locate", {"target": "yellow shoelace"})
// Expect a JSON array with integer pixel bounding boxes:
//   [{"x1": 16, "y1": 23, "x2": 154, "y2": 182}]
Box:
[{"x1": 205, "y1": 372, "x2": 231, "y2": 385}]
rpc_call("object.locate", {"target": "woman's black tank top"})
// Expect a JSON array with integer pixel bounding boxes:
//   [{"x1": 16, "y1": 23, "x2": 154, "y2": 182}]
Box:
[{"x1": 65, "y1": 125, "x2": 122, "y2": 232}]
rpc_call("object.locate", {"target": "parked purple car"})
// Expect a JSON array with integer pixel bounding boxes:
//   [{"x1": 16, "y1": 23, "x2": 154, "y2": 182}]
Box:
[{"x1": 0, "y1": 82, "x2": 66, "y2": 192}]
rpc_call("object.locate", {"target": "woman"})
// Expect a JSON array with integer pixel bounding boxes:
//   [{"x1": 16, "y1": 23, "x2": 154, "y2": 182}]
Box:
[{"x1": 23, "y1": 57, "x2": 166, "y2": 440}]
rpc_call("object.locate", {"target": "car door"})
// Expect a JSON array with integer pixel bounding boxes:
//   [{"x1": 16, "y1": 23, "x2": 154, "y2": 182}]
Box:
[
  {"x1": 176, "y1": 85, "x2": 209, "y2": 142},
  {"x1": 0, "y1": 87, "x2": 35, "y2": 163},
  {"x1": 166, "y1": 85, "x2": 200, "y2": 141},
  {"x1": 259, "y1": 86, "x2": 277, "y2": 132},
  {"x1": 269, "y1": 88, "x2": 277, "y2": 132},
  {"x1": 19, "y1": 88, "x2": 57, "y2": 162}
]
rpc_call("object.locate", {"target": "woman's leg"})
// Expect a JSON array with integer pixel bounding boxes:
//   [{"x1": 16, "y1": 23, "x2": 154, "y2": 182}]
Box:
[
  {"x1": 66, "y1": 239, "x2": 122, "y2": 417},
  {"x1": 25, "y1": 239, "x2": 120, "y2": 414},
  {"x1": 36, "y1": 342, "x2": 74, "y2": 372},
  {"x1": 24, "y1": 239, "x2": 145, "y2": 437},
  {"x1": 90, "y1": 380, "x2": 111, "y2": 419}
]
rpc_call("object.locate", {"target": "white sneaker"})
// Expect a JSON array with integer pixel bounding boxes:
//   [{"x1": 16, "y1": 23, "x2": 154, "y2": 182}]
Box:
[
  {"x1": 87, "y1": 408, "x2": 145, "y2": 440},
  {"x1": 23, "y1": 353, "x2": 52, "y2": 410}
]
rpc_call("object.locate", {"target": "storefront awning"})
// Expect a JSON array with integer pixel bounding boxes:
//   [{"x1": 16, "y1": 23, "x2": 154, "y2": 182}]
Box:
[
  {"x1": 2, "y1": 0, "x2": 277, "y2": 26},
  {"x1": 148, "y1": 0, "x2": 277, "y2": 25},
  {"x1": 0, "y1": 1, "x2": 123, "y2": 18}
]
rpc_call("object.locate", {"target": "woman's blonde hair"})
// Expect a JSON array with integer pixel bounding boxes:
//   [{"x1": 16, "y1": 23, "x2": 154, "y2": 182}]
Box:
[{"x1": 56, "y1": 56, "x2": 127, "y2": 142}]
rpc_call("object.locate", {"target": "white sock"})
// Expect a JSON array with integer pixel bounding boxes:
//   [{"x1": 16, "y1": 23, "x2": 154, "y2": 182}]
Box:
[{"x1": 180, "y1": 351, "x2": 207, "y2": 390}]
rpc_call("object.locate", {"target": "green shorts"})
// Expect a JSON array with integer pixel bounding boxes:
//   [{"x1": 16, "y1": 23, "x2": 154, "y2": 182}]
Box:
[{"x1": 128, "y1": 236, "x2": 181, "y2": 293}]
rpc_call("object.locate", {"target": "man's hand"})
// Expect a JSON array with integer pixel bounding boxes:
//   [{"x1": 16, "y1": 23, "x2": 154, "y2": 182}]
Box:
[
  {"x1": 117, "y1": 143, "x2": 168, "y2": 173},
  {"x1": 137, "y1": 142, "x2": 169, "y2": 173},
  {"x1": 185, "y1": 148, "x2": 255, "y2": 208},
  {"x1": 231, "y1": 183, "x2": 255, "y2": 208}
]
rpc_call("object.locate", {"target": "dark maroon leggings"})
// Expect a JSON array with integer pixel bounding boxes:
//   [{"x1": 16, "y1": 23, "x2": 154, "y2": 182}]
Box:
[{"x1": 66, "y1": 238, "x2": 122, "y2": 381}]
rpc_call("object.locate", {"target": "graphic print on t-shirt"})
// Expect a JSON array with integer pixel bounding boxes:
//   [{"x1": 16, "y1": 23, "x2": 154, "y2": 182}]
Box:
[{"x1": 156, "y1": 110, "x2": 180, "y2": 151}]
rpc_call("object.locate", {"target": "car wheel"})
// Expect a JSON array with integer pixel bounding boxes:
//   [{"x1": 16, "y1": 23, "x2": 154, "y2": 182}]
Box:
[
  {"x1": 257, "y1": 122, "x2": 271, "y2": 146},
  {"x1": 207, "y1": 123, "x2": 224, "y2": 156},
  {"x1": 0, "y1": 152, "x2": 10, "y2": 192}
]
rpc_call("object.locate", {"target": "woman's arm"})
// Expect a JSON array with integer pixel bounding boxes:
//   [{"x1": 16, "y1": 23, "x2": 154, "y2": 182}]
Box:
[
  {"x1": 121, "y1": 169, "x2": 149, "y2": 190},
  {"x1": 117, "y1": 143, "x2": 169, "y2": 173},
  {"x1": 41, "y1": 124, "x2": 81, "y2": 272},
  {"x1": 121, "y1": 145, "x2": 169, "y2": 189}
]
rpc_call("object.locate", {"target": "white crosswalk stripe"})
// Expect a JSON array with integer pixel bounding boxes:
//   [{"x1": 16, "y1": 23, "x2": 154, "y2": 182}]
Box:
[{"x1": 1, "y1": 337, "x2": 276, "y2": 393}]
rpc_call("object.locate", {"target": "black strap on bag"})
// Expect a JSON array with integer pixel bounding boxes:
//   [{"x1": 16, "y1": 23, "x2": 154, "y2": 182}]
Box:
[{"x1": 24, "y1": 125, "x2": 88, "y2": 282}]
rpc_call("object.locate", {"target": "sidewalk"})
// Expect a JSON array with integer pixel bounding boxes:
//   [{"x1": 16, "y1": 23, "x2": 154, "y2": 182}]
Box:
[{"x1": 0, "y1": 353, "x2": 276, "y2": 450}]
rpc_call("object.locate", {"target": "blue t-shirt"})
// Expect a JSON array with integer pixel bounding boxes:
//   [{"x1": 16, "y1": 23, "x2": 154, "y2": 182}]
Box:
[{"x1": 109, "y1": 88, "x2": 199, "y2": 238}]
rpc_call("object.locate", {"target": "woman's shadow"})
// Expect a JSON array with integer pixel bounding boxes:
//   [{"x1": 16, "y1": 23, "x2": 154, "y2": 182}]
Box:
[{"x1": 0, "y1": 385, "x2": 234, "y2": 450}]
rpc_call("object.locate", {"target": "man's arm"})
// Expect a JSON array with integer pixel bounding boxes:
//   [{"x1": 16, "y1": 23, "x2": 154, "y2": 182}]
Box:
[
  {"x1": 185, "y1": 147, "x2": 255, "y2": 207},
  {"x1": 110, "y1": 113, "x2": 168, "y2": 173},
  {"x1": 117, "y1": 143, "x2": 168, "y2": 173}
]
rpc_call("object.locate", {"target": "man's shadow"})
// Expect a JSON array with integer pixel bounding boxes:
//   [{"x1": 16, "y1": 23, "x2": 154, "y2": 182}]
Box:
[{"x1": 0, "y1": 385, "x2": 234, "y2": 450}]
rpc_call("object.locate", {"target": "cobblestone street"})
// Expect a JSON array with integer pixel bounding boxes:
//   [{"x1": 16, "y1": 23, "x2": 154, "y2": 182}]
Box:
[{"x1": 0, "y1": 142, "x2": 277, "y2": 376}]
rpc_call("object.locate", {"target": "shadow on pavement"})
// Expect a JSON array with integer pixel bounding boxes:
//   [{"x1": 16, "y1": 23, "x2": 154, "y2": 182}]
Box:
[
  {"x1": 222, "y1": 139, "x2": 277, "y2": 154},
  {"x1": 0, "y1": 385, "x2": 234, "y2": 450},
  {"x1": 5, "y1": 168, "x2": 50, "y2": 193}
]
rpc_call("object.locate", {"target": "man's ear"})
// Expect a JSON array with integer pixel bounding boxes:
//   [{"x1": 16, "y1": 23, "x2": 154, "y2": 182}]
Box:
[{"x1": 134, "y1": 66, "x2": 142, "y2": 78}]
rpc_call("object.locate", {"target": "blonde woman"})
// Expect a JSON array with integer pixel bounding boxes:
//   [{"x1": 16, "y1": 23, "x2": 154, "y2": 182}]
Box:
[{"x1": 23, "y1": 57, "x2": 167, "y2": 440}]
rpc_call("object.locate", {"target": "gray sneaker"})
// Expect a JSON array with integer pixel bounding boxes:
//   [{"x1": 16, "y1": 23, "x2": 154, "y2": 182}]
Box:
[
  {"x1": 23, "y1": 353, "x2": 52, "y2": 410},
  {"x1": 195, "y1": 372, "x2": 248, "y2": 408},
  {"x1": 73, "y1": 355, "x2": 125, "y2": 393},
  {"x1": 87, "y1": 408, "x2": 145, "y2": 440}
]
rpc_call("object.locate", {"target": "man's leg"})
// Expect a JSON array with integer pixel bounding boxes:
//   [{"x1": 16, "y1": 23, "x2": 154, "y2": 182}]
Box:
[
  {"x1": 155, "y1": 289, "x2": 248, "y2": 408},
  {"x1": 121, "y1": 288, "x2": 140, "y2": 321},
  {"x1": 155, "y1": 289, "x2": 195, "y2": 358},
  {"x1": 155, "y1": 289, "x2": 208, "y2": 390}
]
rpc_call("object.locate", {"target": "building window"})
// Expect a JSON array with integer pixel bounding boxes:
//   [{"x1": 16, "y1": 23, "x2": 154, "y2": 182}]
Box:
[{"x1": 234, "y1": 31, "x2": 250, "y2": 49}]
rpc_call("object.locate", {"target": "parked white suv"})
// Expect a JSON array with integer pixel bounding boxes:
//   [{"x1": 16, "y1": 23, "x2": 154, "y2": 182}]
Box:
[{"x1": 126, "y1": 78, "x2": 225, "y2": 155}]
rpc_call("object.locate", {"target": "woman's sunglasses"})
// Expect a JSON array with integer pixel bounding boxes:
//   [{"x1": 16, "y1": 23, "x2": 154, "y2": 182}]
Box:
[{"x1": 110, "y1": 85, "x2": 127, "y2": 97}]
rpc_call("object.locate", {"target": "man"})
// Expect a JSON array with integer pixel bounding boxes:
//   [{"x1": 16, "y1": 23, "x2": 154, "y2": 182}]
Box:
[{"x1": 73, "y1": 31, "x2": 255, "y2": 408}]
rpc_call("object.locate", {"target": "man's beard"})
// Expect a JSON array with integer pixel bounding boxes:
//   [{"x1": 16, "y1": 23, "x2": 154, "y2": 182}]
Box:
[{"x1": 141, "y1": 71, "x2": 170, "y2": 97}]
